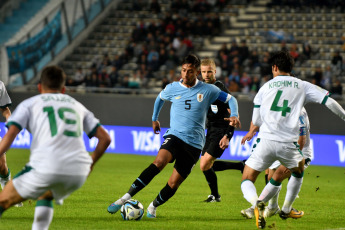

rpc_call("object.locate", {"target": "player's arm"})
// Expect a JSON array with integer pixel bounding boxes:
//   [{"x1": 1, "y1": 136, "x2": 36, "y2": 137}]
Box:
[
  {"x1": 241, "y1": 121, "x2": 259, "y2": 145},
  {"x1": 219, "y1": 92, "x2": 241, "y2": 128},
  {"x1": 90, "y1": 126, "x2": 111, "y2": 172},
  {"x1": 324, "y1": 97, "x2": 345, "y2": 121},
  {"x1": 0, "y1": 125, "x2": 20, "y2": 157},
  {"x1": 152, "y1": 93, "x2": 165, "y2": 134},
  {"x1": 0, "y1": 107, "x2": 11, "y2": 121},
  {"x1": 298, "y1": 115, "x2": 307, "y2": 150}
]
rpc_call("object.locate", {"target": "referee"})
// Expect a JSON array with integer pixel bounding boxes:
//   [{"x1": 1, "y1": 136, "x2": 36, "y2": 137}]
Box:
[{"x1": 200, "y1": 58, "x2": 245, "y2": 202}]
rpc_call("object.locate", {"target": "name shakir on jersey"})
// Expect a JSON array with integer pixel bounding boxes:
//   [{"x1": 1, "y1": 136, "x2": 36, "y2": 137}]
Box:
[
  {"x1": 41, "y1": 95, "x2": 75, "y2": 104},
  {"x1": 269, "y1": 80, "x2": 299, "y2": 89}
]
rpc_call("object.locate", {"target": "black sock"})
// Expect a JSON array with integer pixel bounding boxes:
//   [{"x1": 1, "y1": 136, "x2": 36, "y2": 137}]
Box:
[
  {"x1": 128, "y1": 163, "x2": 160, "y2": 196},
  {"x1": 203, "y1": 168, "x2": 219, "y2": 198},
  {"x1": 213, "y1": 160, "x2": 243, "y2": 172},
  {"x1": 265, "y1": 174, "x2": 268, "y2": 184},
  {"x1": 152, "y1": 183, "x2": 177, "y2": 207}
]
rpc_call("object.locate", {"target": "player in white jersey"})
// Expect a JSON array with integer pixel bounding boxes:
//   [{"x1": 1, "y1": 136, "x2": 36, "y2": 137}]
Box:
[
  {"x1": 229, "y1": 51, "x2": 345, "y2": 229},
  {"x1": 240, "y1": 107, "x2": 310, "y2": 220},
  {"x1": 0, "y1": 81, "x2": 13, "y2": 190},
  {"x1": 0, "y1": 66, "x2": 111, "y2": 230}
]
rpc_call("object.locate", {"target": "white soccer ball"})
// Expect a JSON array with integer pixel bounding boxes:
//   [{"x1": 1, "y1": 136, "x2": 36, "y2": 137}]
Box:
[{"x1": 120, "y1": 199, "x2": 144, "y2": 221}]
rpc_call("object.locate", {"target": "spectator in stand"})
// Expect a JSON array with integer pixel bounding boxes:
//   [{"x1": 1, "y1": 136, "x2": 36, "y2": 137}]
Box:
[
  {"x1": 330, "y1": 79, "x2": 343, "y2": 98},
  {"x1": 260, "y1": 55, "x2": 271, "y2": 78},
  {"x1": 321, "y1": 65, "x2": 332, "y2": 91},
  {"x1": 148, "y1": 55, "x2": 160, "y2": 72},
  {"x1": 302, "y1": 42, "x2": 312, "y2": 60},
  {"x1": 228, "y1": 70, "x2": 240, "y2": 85},
  {"x1": 161, "y1": 76, "x2": 170, "y2": 89},
  {"x1": 280, "y1": 40, "x2": 288, "y2": 52},
  {"x1": 218, "y1": 43, "x2": 229, "y2": 60},
  {"x1": 238, "y1": 40, "x2": 250, "y2": 65},
  {"x1": 120, "y1": 75, "x2": 129, "y2": 88},
  {"x1": 149, "y1": 0, "x2": 161, "y2": 13},
  {"x1": 289, "y1": 43, "x2": 299, "y2": 62},
  {"x1": 228, "y1": 80, "x2": 240, "y2": 93},
  {"x1": 165, "y1": 49, "x2": 179, "y2": 70},
  {"x1": 112, "y1": 54, "x2": 123, "y2": 69},
  {"x1": 109, "y1": 66, "x2": 119, "y2": 87},
  {"x1": 312, "y1": 67, "x2": 323, "y2": 87},
  {"x1": 182, "y1": 36, "x2": 194, "y2": 53},
  {"x1": 219, "y1": 51, "x2": 229, "y2": 73},
  {"x1": 128, "y1": 72, "x2": 142, "y2": 89},
  {"x1": 250, "y1": 76, "x2": 261, "y2": 94},
  {"x1": 229, "y1": 39, "x2": 240, "y2": 59},
  {"x1": 331, "y1": 51, "x2": 343, "y2": 72},
  {"x1": 248, "y1": 50, "x2": 260, "y2": 69},
  {"x1": 240, "y1": 72, "x2": 252, "y2": 94},
  {"x1": 98, "y1": 68, "x2": 111, "y2": 88},
  {"x1": 67, "y1": 67, "x2": 85, "y2": 86},
  {"x1": 85, "y1": 73, "x2": 99, "y2": 87}
]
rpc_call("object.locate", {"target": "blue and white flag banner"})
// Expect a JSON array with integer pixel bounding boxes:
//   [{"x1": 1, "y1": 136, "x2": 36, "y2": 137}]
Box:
[{"x1": 1, "y1": 123, "x2": 344, "y2": 167}]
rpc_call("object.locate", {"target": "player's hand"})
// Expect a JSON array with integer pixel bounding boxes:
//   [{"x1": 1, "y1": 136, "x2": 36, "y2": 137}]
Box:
[
  {"x1": 219, "y1": 135, "x2": 230, "y2": 150},
  {"x1": 152, "y1": 121, "x2": 161, "y2": 134},
  {"x1": 241, "y1": 131, "x2": 256, "y2": 145},
  {"x1": 224, "y1": 116, "x2": 241, "y2": 129}
]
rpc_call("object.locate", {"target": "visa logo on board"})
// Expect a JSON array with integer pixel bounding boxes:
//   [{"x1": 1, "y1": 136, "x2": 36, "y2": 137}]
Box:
[
  {"x1": 131, "y1": 131, "x2": 161, "y2": 152},
  {"x1": 335, "y1": 140, "x2": 345, "y2": 162}
]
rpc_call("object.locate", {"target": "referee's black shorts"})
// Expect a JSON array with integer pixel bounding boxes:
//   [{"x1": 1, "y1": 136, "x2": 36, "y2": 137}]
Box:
[
  {"x1": 160, "y1": 135, "x2": 201, "y2": 179},
  {"x1": 202, "y1": 127, "x2": 227, "y2": 158}
]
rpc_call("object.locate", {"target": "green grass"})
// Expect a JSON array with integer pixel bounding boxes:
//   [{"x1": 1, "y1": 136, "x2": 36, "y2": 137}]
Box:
[{"x1": 2, "y1": 149, "x2": 345, "y2": 229}]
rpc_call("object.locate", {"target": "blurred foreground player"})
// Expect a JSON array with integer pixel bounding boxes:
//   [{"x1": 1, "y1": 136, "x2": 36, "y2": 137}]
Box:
[{"x1": 0, "y1": 66, "x2": 111, "y2": 230}]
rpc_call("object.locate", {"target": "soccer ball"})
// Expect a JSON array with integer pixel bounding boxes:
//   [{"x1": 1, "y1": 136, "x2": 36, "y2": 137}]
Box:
[{"x1": 120, "y1": 199, "x2": 144, "y2": 221}]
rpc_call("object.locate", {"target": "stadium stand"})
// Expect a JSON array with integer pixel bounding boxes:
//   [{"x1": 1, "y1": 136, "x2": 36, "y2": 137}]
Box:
[
  {"x1": 1, "y1": 0, "x2": 344, "y2": 99},
  {"x1": 0, "y1": 0, "x2": 49, "y2": 45}
]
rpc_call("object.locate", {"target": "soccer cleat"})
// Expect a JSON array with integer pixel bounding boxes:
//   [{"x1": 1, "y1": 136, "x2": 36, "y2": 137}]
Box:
[
  {"x1": 254, "y1": 200, "x2": 266, "y2": 229},
  {"x1": 204, "y1": 195, "x2": 221, "y2": 203},
  {"x1": 107, "y1": 199, "x2": 126, "y2": 214},
  {"x1": 279, "y1": 208, "x2": 304, "y2": 219},
  {"x1": 264, "y1": 206, "x2": 280, "y2": 218},
  {"x1": 241, "y1": 207, "x2": 254, "y2": 219},
  {"x1": 146, "y1": 204, "x2": 156, "y2": 218}
]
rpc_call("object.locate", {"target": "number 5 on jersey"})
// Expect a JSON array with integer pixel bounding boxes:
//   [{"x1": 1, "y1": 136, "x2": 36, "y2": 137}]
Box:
[{"x1": 270, "y1": 90, "x2": 291, "y2": 117}]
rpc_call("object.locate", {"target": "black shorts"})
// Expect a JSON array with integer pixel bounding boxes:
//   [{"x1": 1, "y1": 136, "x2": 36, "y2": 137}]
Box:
[
  {"x1": 202, "y1": 127, "x2": 226, "y2": 158},
  {"x1": 160, "y1": 135, "x2": 201, "y2": 179}
]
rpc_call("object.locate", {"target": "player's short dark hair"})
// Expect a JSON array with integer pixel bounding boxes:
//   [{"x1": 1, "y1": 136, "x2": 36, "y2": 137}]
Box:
[
  {"x1": 269, "y1": 51, "x2": 294, "y2": 73},
  {"x1": 40, "y1": 66, "x2": 66, "y2": 90},
  {"x1": 181, "y1": 54, "x2": 201, "y2": 70}
]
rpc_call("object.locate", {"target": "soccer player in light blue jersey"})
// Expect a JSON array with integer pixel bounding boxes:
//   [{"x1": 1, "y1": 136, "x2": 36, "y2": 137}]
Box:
[{"x1": 108, "y1": 54, "x2": 241, "y2": 218}]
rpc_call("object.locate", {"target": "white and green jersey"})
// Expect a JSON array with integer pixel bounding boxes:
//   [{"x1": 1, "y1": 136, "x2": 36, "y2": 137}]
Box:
[
  {"x1": 0, "y1": 81, "x2": 12, "y2": 108},
  {"x1": 253, "y1": 75, "x2": 328, "y2": 142},
  {"x1": 7, "y1": 93, "x2": 100, "y2": 175}
]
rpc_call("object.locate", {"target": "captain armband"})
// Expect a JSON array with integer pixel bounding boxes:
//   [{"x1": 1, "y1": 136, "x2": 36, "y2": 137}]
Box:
[{"x1": 299, "y1": 127, "x2": 306, "y2": 136}]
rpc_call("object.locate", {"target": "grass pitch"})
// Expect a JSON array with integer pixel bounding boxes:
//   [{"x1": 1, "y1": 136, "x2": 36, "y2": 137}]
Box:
[{"x1": 2, "y1": 149, "x2": 345, "y2": 229}]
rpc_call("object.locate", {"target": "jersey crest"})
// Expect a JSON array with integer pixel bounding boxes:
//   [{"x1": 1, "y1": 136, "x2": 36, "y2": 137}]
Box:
[
  {"x1": 197, "y1": 93, "x2": 204, "y2": 102},
  {"x1": 211, "y1": 104, "x2": 218, "y2": 114}
]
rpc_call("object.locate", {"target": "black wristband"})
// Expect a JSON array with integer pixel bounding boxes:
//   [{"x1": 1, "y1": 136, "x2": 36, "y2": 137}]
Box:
[{"x1": 225, "y1": 125, "x2": 235, "y2": 139}]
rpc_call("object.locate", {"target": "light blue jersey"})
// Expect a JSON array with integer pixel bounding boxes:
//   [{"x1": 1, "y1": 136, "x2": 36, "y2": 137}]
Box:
[{"x1": 152, "y1": 79, "x2": 236, "y2": 149}]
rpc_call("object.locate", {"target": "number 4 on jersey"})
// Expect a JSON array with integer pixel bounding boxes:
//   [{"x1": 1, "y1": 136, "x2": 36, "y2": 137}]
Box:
[{"x1": 270, "y1": 90, "x2": 291, "y2": 117}]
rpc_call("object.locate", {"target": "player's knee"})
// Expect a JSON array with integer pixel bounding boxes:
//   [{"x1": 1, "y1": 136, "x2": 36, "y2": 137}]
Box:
[{"x1": 199, "y1": 161, "x2": 211, "y2": 171}]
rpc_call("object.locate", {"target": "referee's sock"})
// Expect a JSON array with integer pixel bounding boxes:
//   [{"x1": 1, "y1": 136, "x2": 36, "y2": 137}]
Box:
[
  {"x1": 128, "y1": 163, "x2": 160, "y2": 196},
  {"x1": 203, "y1": 168, "x2": 220, "y2": 198},
  {"x1": 152, "y1": 183, "x2": 177, "y2": 207},
  {"x1": 213, "y1": 160, "x2": 243, "y2": 172}
]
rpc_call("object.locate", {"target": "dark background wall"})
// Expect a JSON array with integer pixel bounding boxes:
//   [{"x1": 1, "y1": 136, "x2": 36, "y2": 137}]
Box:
[{"x1": 7, "y1": 91, "x2": 345, "y2": 135}]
